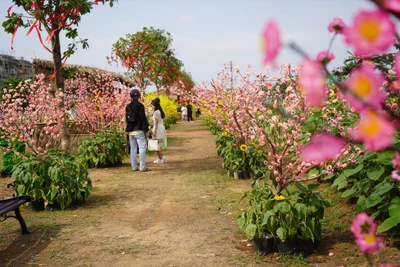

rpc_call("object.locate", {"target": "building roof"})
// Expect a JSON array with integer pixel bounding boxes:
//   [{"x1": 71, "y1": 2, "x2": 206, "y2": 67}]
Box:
[{"x1": 32, "y1": 59, "x2": 135, "y2": 87}]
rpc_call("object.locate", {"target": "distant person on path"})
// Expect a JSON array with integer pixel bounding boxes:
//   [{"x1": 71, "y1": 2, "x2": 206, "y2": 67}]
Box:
[
  {"x1": 151, "y1": 98, "x2": 167, "y2": 164},
  {"x1": 181, "y1": 104, "x2": 188, "y2": 123},
  {"x1": 187, "y1": 103, "x2": 193, "y2": 122},
  {"x1": 196, "y1": 108, "x2": 201, "y2": 118},
  {"x1": 125, "y1": 88, "x2": 151, "y2": 172}
]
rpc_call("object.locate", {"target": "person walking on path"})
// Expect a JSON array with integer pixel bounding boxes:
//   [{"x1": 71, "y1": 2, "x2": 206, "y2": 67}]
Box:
[
  {"x1": 181, "y1": 104, "x2": 188, "y2": 123},
  {"x1": 125, "y1": 88, "x2": 151, "y2": 172},
  {"x1": 187, "y1": 103, "x2": 193, "y2": 123},
  {"x1": 151, "y1": 98, "x2": 167, "y2": 164}
]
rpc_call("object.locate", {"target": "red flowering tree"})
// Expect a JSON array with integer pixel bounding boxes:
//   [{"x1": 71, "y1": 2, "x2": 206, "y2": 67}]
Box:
[
  {"x1": 2, "y1": 0, "x2": 117, "y2": 152},
  {"x1": 109, "y1": 27, "x2": 183, "y2": 95}
]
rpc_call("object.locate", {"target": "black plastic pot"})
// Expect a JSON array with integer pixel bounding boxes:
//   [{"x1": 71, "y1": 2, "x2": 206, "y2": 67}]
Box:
[
  {"x1": 233, "y1": 170, "x2": 253, "y2": 180},
  {"x1": 276, "y1": 236, "x2": 297, "y2": 254},
  {"x1": 296, "y1": 238, "x2": 315, "y2": 256},
  {"x1": 252, "y1": 234, "x2": 275, "y2": 255},
  {"x1": 30, "y1": 198, "x2": 45, "y2": 211}
]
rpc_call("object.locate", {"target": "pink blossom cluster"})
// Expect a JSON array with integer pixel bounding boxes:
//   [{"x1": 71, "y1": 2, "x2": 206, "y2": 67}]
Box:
[
  {"x1": 182, "y1": 63, "x2": 355, "y2": 194},
  {"x1": 0, "y1": 72, "x2": 130, "y2": 155},
  {"x1": 64, "y1": 71, "x2": 130, "y2": 134},
  {"x1": 0, "y1": 75, "x2": 64, "y2": 155}
]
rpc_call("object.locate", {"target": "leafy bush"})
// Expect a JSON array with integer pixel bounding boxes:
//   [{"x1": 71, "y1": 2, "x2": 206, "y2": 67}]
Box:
[
  {"x1": 237, "y1": 181, "x2": 328, "y2": 243},
  {"x1": 163, "y1": 115, "x2": 177, "y2": 130},
  {"x1": 330, "y1": 149, "x2": 400, "y2": 234},
  {"x1": 77, "y1": 130, "x2": 127, "y2": 167},
  {"x1": 12, "y1": 151, "x2": 91, "y2": 209}
]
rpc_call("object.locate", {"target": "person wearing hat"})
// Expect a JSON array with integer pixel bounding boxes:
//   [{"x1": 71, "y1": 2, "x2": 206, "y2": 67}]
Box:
[
  {"x1": 150, "y1": 97, "x2": 167, "y2": 163},
  {"x1": 125, "y1": 88, "x2": 151, "y2": 172}
]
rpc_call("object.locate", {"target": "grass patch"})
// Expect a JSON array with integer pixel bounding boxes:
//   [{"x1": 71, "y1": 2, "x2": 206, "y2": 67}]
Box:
[{"x1": 103, "y1": 244, "x2": 142, "y2": 255}]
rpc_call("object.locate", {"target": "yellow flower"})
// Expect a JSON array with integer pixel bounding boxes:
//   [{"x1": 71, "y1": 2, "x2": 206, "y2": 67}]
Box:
[
  {"x1": 240, "y1": 144, "x2": 247, "y2": 151},
  {"x1": 274, "y1": 195, "x2": 285, "y2": 201},
  {"x1": 222, "y1": 131, "x2": 228, "y2": 137},
  {"x1": 257, "y1": 150, "x2": 263, "y2": 154}
]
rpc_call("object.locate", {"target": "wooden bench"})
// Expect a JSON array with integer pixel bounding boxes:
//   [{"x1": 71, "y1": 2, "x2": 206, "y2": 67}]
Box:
[{"x1": 0, "y1": 195, "x2": 32, "y2": 234}]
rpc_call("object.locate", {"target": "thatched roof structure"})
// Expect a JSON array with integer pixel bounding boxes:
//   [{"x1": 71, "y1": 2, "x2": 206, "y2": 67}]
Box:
[{"x1": 32, "y1": 59, "x2": 135, "y2": 87}]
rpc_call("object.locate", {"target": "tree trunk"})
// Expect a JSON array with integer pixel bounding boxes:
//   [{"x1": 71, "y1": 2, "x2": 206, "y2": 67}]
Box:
[{"x1": 52, "y1": 30, "x2": 70, "y2": 153}]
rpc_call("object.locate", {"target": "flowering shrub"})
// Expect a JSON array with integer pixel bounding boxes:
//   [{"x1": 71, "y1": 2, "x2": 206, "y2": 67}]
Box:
[{"x1": 64, "y1": 72, "x2": 130, "y2": 134}]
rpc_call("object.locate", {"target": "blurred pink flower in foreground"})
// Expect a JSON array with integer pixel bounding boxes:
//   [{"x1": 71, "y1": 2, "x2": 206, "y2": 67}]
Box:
[
  {"x1": 352, "y1": 110, "x2": 395, "y2": 151},
  {"x1": 351, "y1": 213, "x2": 377, "y2": 238},
  {"x1": 328, "y1": 18, "x2": 346, "y2": 34},
  {"x1": 344, "y1": 9, "x2": 396, "y2": 56},
  {"x1": 351, "y1": 213, "x2": 385, "y2": 253},
  {"x1": 299, "y1": 58, "x2": 327, "y2": 107},
  {"x1": 317, "y1": 50, "x2": 335, "y2": 65},
  {"x1": 384, "y1": 0, "x2": 400, "y2": 11},
  {"x1": 261, "y1": 20, "x2": 281, "y2": 66},
  {"x1": 341, "y1": 62, "x2": 386, "y2": 111},
  {"x1": 300, "y1": 133, "x2": 346, "y2": 162}
]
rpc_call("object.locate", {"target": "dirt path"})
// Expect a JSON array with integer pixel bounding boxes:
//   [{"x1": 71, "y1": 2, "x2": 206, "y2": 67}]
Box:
[{"x1": 0, "y1": 119, "x2": 252, "y2": 267}]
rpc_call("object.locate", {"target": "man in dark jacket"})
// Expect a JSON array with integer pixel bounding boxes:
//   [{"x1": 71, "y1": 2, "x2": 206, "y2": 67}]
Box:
[{"x1": 125, "y1": 88, "x2": 151, "y2": 172}]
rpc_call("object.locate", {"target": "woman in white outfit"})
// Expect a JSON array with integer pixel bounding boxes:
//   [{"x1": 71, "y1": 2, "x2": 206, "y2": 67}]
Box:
[
  {"x1": 151, "y1": 98, "x2": 167, "y2": 163},
  {"x1": 181, "y1": 105, "x2": 188, "y2": 122}
]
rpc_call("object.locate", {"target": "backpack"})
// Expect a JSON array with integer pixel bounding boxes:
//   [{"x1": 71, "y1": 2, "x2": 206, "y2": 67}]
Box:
[{"x1": 126, "y1": 103, "x2": 137, "y2": 123}]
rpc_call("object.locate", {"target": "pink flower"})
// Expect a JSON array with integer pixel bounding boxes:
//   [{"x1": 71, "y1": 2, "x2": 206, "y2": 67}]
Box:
[
  {"x1": 384, "y1": 0, "x2": 400, "y2": 12},
  {"x1": 300, "y1": 133, "x2": 346, "y2": 162},
  {"x1": 379, "y1": 264, "x2": 398, "y2": 267},
  {"x1": 391, "y1": 170, "x2": 400, "y2": 181},
  {"x1": 316, "y1": 50, "x2": 335, "y2": 65},
  {"x1": 393, "y1": 152, "x2": 400, "y2": 169},
  {"x1": 341, "y1": 62, "x2": 386, "y2": 111},
  {"x1": 352, "y1": 110, "x2": 395, "y2": 151},
  {"x1": 351, "y1": 213, "x2": 377, "y2": 238},
  {"x1": 299, "y1": 58, "x2": 328, "y2": 107},
  {"x1": 355, "y1": 234, "x2": 385, "y2": 253},
  {"x1": 328, "y1": 18, "x2": 346, "y2": 34},
  {"x1": 344, "y1": 10, "x2": 396, "y2": 56},
  {"x1": 261, "y1": 20, "x2": 281, "y2": 66}
]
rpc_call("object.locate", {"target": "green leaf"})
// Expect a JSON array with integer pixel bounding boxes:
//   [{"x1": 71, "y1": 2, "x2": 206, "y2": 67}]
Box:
[
  {"x1": 307, "y1": 183, "x2": 320, "y2": 192},
  {"x1": 237, "y1": 216, "x2": 246, "y2": 229},
  {"x1": 294, "y1": 203, "x2": 307, "y2": 218},
  {"x1": 275, "y1": 202, "x2": 291, "y2": 214},
  {"x1": 362, "y1": 195, "x2": 384, "y2": 210},
  {"x1": 343, "y1": 164, "x2": 364, "y2": 177},
  {"x1": 332, "y1": 173, "x2": 347, "y2": 190},
  {"x1": 366, "y1": 166, "x2": 385, "y2": 181},
  {"x1": 376, "y1": 216, "x2": 400, "y2": 234},
  {"x1": 276, "y1": 227, "x2": 287, "y2": 242},
  {"x1": 371, "y1": 182, "x2": 393, "y2": 196},
  {"x1": 245, "y1": 224, "x2": 257, "y2": 240},
  {"x1": 340, "y1": 186, "x2": 357, "y2": 198},
  {"x1": 388, "y1": 197, "x2": 400, "y2": 218}
]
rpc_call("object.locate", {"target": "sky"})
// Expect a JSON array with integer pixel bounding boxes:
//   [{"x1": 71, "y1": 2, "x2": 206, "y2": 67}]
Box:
[{"x1": 0, "y1": 0, "x2": 379, "y2": 86}]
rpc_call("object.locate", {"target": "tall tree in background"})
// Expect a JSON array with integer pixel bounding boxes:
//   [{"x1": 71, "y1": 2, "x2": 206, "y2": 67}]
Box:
[
  {"x1": 152, "y1": 51, "x2": 182, "y2": 95},
  {"x1": 2, "y1": 0, "x2": 117, "y2": 152},
  {"x1": 110, "y1": 27, "x2": 182, "y2": 95}
]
